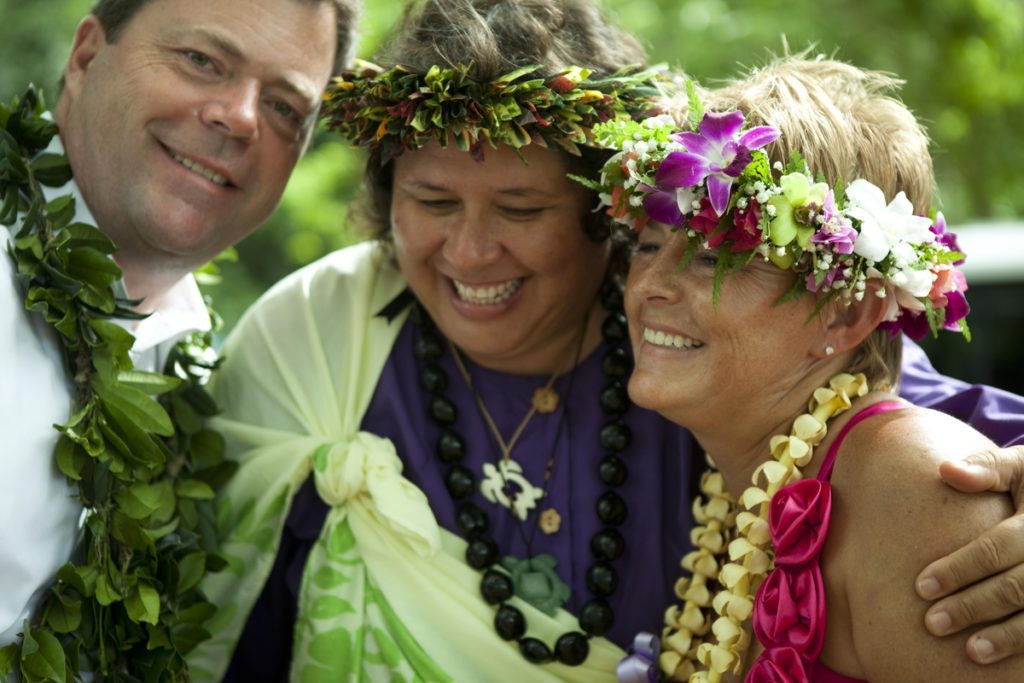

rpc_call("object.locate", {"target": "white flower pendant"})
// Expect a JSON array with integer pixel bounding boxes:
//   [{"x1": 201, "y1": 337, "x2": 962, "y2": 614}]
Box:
[{"x1": 480, "y1": 459, "x2": 545, "y2": 521}]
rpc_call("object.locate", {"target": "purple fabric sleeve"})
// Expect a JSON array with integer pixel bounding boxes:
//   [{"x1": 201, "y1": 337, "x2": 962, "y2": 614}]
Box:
[{"x1": 900, "y1": 337, "x2": 1024, "y2": 446}]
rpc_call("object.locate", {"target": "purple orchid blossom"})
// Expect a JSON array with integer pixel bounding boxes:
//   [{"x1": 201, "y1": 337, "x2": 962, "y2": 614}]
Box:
[
  {"x1": 641, "y1": 183, "x2": 689, "y2": 227},
  {"x1": 929, "y1": 211, "x2": 966, "y2": 266},
  {"x1": 806, "y1": 266, "x2": 845, "y2": 294},
  {"x1": 656, "y1": 111, "x2": 780, "y2": 217}
]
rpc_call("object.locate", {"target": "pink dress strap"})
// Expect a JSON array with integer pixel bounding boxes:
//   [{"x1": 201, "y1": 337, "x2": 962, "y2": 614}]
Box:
[
  {"x1": 817, "y1": 401, "x2": 905, "y2": 483},
  {"x1": 748, "y1": 400, "x2": 906, "y2": 683}
]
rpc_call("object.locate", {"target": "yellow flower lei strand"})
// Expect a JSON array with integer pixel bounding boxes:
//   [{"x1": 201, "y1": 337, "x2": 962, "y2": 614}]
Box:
[{"x1": 659, "y1": 373, "x2": 871, "y2": 682}]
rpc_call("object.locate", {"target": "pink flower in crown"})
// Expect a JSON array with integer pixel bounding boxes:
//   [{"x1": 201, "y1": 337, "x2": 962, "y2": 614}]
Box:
[
  {"x1": 811, "y1": 190, "x2": 857, "y2": 255},
  {"x1": 746, "y1": 646, "x2": 810, "y2": 683},
  {"x1": 753, "y1": 563, "x2": 827, "y2": 659},
  {"x1": 657, "y1": 111, "x2": 780, "y2": 217},
  {"x1": 729, "y1": 200, "x2": 764, "y2": 252},
  {"x1": 687, "y1": 196, "x2": 723, "y2": 242},
  {"x1": 770, "y1": 478, "x2": 832, "y2": 567},
  {"x1": 928, "y1": 265, "x2": 970, "y2": 330},
  {"x1": 805, "y1": 266, "x2": 844, "y2": 294},
  {"x1": 879, "y1": 310, "x2": 930, "y2": 340},
  {"x1": 929, "y1": 211, "x2": 965, "y2": 266}
]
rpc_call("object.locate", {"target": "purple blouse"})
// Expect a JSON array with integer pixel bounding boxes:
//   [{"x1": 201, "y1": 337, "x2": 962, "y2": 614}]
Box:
[{"x1": 223, "y1": 325, "x2": 1024, "y2": 682}]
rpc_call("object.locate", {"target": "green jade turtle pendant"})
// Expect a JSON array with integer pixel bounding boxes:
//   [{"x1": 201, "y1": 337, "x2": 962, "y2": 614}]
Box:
[{"x1": 500, "y1": 553, "x2": 571, "y2": 616}]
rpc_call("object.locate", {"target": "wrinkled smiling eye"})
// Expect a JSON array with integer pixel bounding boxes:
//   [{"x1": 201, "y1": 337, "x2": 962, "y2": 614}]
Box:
[
  {"x1": 185, "y1": 50, "x2": 214, "y2": 69},
  {"x1": 416, "y1": 198, "x2": 457, "y2": 211},
  {"x1": 697, "y1": 251, "x2": 719, "y2": 267},
  {"x1": 499, "y1": 206, "x2": 545, "y2": 219},
  {"x1": 633, "y1": 241, "x2": 660, "y2": 255},
  {"x1": 269, "y1": 100, "x2": 299, "y2": 121}
]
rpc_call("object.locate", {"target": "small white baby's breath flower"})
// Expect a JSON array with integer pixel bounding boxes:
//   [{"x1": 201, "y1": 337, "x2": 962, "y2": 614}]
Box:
[
  {"x1": 736, "y1": 197, "x2": 748, "y2": 210},
  {"x1": 854, "y1": 291, "x2": 865, "y2": 301},
  {"x1": 756, "y1": 191, "x2": 770, "y2": 204},
  {"x1": 765, "y1": 204, "x2": 777, "y2": 217},
  {"x1": 773, "y1": 161, "x2": 784, "y2": 171},
  {"x1": 629, "y1": 195, "x2": 644, "y2": 207}
]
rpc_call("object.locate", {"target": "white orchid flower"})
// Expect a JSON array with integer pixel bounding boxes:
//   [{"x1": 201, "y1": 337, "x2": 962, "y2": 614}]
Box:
[{"x1": 845, "y1": 179, "x2": 934, "y2": 262}]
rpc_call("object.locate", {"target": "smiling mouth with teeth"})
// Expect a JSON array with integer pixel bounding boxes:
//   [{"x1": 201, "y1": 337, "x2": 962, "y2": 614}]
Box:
[
  {"x1": 171, "y1": 151, "x2": 229, "y2": 186},
  {"x1": 643, "y1": 326, "x2": 704, "y2": 350},
  {"x1": 453, "y1": 278, "x2": 522, "y2": 305}
]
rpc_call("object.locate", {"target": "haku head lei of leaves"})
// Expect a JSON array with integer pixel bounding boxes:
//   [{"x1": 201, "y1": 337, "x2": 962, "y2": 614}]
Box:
[
  {"x1": 1, "y1": 88, "x2": 231, "y2": 682},
  {"x1": 582, "y1": 86, "x2": 970, "y2": 341},
  {"x1": 321, "y1": 59, "x2": 667, "y2": 163}
]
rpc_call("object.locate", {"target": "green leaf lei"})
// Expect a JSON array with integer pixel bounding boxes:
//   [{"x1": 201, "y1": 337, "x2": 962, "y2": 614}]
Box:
[
  {"x1": 0, "y1": 88, "x2": 233, "y2": 682},
  {"x1": 322, "y1": 60, "x2": 668, "y2": 163}
]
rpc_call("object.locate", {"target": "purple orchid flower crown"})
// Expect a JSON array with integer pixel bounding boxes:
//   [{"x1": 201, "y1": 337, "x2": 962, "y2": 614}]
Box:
[{"x1": 577, "y1": 94, "x2": 970, "y2": 341}]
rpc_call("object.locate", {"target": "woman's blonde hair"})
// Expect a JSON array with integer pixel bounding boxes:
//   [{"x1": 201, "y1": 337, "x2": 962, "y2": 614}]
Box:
[{"x1": 701, "y1": 55, "x2": 936, "y2": 387}]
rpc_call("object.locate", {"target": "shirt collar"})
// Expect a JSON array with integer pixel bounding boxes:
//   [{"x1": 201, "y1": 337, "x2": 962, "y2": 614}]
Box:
[{"x1": 42, "y1": 133, "x2": 211, "y2": 354}]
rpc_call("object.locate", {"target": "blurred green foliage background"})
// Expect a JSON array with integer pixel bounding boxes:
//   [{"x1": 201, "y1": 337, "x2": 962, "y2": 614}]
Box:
[{"x1": 3, "y1": 0, "x2": 1023, "y2": 390}]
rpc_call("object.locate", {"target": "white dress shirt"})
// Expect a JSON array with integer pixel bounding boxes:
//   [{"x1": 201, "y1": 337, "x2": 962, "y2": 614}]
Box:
[{"x1": 0, "y1": 137, "x2": 211, "y2": 646}]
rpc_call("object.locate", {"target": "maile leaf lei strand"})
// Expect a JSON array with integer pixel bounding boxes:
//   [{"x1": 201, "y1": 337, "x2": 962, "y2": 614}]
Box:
[
  {"x1": 0, "y1": 88, "x2": 233, "y2": 683},
  {"x1": 656, "y1": 372, "x2": 869, "y2": 682}
]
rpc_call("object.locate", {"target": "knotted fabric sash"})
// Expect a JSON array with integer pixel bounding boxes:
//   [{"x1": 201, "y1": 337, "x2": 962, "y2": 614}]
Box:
[{"x1": 187, "y1": 242, "x2": 623, "y2": 682}]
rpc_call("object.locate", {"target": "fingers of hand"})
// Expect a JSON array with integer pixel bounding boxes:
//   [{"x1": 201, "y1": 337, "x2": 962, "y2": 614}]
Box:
[
  {"x1": 945, "y1": 445, "x2": 1024, "y2": 499},
  {"x1": 924, "y1": 564, "x2": 1024, "y2": 638},
  {"x1": 964, "y1": 616, "x2": 1024, "y2": 665},
  {"x1": 917, "y1": 517, "x2": 1024, "y2": 600},
  {"x1": 939, "y1": 458, "x2": 999, "y2": 493}
]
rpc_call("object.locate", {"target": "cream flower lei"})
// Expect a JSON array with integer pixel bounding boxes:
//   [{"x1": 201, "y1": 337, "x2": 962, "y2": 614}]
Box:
[{"x1": 659, "y1": 372, "x2": 870, "y2": 682}]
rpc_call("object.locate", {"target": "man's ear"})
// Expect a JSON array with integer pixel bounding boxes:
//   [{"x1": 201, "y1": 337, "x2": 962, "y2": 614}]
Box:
[
  {"x1": 813, "y1": 279, "x2": 891, "y2": 359},
  {"x1": 62, "y1": 16, "x2": 107, "y2": 99}
]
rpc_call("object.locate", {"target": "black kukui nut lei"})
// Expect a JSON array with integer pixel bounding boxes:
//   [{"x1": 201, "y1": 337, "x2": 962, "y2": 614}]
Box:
[{"x1": 411, "y1": 281, "x2": 632, "y2": 667}]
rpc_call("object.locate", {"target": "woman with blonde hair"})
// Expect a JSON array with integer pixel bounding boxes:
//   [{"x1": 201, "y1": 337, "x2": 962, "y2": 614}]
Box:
[{"x1": 610, "y1": 56, "x2": 1022, "y2": 681}]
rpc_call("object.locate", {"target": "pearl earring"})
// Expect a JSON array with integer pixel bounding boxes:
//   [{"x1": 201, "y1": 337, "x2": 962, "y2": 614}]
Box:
[{"x1": 825, "y1": 345, "x2": 835, "y2": 356}]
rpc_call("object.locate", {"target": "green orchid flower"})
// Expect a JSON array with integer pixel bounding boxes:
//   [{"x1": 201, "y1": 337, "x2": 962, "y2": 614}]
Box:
[{"x1": 768, "y1": 172, "x2": 829, "y2": 248}]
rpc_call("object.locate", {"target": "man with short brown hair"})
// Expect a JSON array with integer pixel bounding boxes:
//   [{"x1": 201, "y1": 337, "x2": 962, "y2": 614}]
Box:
[{"x1": 0, "y1": 0, "x2": 358, "y2": 677}]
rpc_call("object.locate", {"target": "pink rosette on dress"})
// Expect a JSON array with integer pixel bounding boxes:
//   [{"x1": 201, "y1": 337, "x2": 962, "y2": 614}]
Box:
[
  {"x1": 753, "y1": 560, "x2": 826, "y2": 658},
  {"x1": 770, "y1": 478, "x2": 832, "y2": 567},
  {"x1": 746, "y1": 646, "x2": 810, "y2": 683},
  {"x1": 749, "y1": 478, "x2": 833, "y2": 680}
]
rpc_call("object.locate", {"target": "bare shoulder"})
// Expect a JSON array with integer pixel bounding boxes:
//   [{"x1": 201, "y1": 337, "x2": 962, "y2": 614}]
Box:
[
  {"x1": 834, "y1": 404, "x2": 1004, "y2": 510},
  {"x1": 826, "y1": 404, "x2": 1018, "y2": 682}
]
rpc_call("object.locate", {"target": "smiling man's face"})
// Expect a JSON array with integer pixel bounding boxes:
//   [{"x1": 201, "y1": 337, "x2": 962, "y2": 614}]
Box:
[{"x1": 57, "y1": 0, "x2": 337, "y2": 282}]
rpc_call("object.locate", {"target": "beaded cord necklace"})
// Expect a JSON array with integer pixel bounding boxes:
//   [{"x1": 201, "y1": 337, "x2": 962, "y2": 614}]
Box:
[
  {"x1": 449, "y1": 338, "x2": 564, "y2": 524},
  {"x1": 651, "y1": 373, "x2": 871, "y2": 682},
  {"x1": 449, "y1": 299, "x2": 588, "y2": 545},
  {"x1": 410, "y1": 282, "x2": 636, "y2": 666}
]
